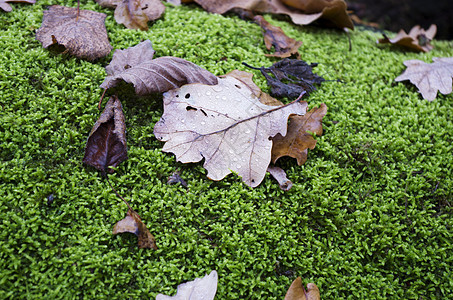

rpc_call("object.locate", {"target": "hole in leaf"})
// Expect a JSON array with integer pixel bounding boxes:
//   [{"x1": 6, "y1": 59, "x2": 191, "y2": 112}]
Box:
[
  {"x1": 185, "y1": 93, "x2": 191, "y2": 99},
  {"x1": 186, "y1": 106, "x2": 197, "y2": 111},
  {"x1": 234, "y1": 84, "x2": 241, "y2": 89},
  {"x1": 200, "y1": 109, "x2": 208, "y2": 117}
]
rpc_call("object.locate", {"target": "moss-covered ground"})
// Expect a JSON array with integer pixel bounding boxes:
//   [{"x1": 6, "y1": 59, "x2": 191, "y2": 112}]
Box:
[{"x1": 1, "y1": 1, "x2": 452, "y2": 298}]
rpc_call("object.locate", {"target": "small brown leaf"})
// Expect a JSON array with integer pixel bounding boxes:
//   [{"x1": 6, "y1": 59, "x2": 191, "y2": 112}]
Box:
[
  {"x1": 96, "y1": 0, "x2": 165, "y2": 30},
  {"x1": 83, "y1": 96, "x2": 128, "y2": 173},
  {"x1": 377, "y1": 24, "x2": 436, "y2": 53},
  {"x1": 267, "y1": 166, "x2": 293, "y2": 191},
  {"x1": 113, "y1": 208, "x2": 157, "y2": 249},
  {"x1": 395, "y1": 57, "x2": 453, "y2": 101},
  {"x1": 0, "y1": 0, "x2": 35, "y2": 12},
  {"x1": 253, "y1": 15, "x2": 303, "y2": 58},
  {"x1": 35, "y1": 5, "x2": 112, "y2": 61},
  {"x1": 285, "y1": 277, "x2": 320, "y2": 300},
  {"x1": 100, "y1": 40, "x2": 218, "y2": 95},
  {"x1": 272, "y1": 103, "x2": 327, "y2": 165}
]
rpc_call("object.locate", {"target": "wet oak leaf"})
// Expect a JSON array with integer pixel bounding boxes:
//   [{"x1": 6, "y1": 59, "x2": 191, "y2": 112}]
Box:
[
  {"x1": 156, "y1": 270, "x2": 218, "y2": 300},
  {"x1": 35, "y1": 5, "x2": 112, "y2": 61},
  {"x1": 253, "y1": 15, "x2": 303, "y2": 58},
  {"x1": 95, "y1": 0, "x2": 165, "y2": 30},
  {"x1": 100, "y1": 40, "x2": 218, "y2": 95},
  {"x1": 285, "y1": 277, "x2": 320, "y2": 300},
  {"x1": 83, "y1": 96, "x2": 128, "y2": 173},
  {"x1": 0, "y1": 0, "x2": 35, "y2": 12},
  {"x1": 153, "y1": 76, "x2": 307, "y2": 187},
  {"x1": 113, "y1": 208, "x2": 157, "y2": 249},
  {"x1": 395, "y1": 57, "x2": 453, "y2": 101},
  {"x1": 272, "y1": 103, "x2": 327, "y2": 165},
  {"x1": 377, "y1": 24, "x2": 436, "y2": 53}
]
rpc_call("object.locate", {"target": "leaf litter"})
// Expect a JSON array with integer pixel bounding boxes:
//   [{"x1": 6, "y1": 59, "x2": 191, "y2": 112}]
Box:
[{"x1": 35, "y1": 5, "x2": 112, "y2": 61}]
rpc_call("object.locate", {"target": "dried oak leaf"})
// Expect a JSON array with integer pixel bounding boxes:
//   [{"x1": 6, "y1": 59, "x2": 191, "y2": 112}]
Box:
[
  {"x1": 267, "y1": 165, "x2": 293, "y2": 191},
  {"x1": 272, "y1": 103, "x2": 327, "y2": 165},
  {"x1": 35, "y1": 5, "x2": 112, "y2": 61},
  {"x1": 285, "y1": 277, "x2": 320, "y2": 300},
  {"x1": 95, "y1": 0, "x2": 165, "y2": 30},
  {"x1": 395, "y1": 57, "x2": 453, "y2": 101},
  {"x1": 156, "y1": 270, "x2": 218, "y2": 300},
  {"x1": 253, "y1": 15, "x2": 303, "y2": 58},
  {"x1": 100, "y1": 40, "x2": 218, "y2": 96},
  {"x1": 191, "y1": 0, "x2": 353, "y2": 29},
  {"x1": 377, "y1": 24, "x2": 436, "y2": 53},
  {"x1": 113, "y1": 208, "x2": 157, "y2": 249},
  {"x1": 153, "y1": 76, "x2": 307, "y2": 187},
  {"x1": 245, "y1": 58, "x2": 325, "y2": 99},
  {"x1": 83, "y1": 96, "x2": 128, "y2": 173},
  {"x1": 0, "y1": 0, "x2": 35, "y2": 12}
]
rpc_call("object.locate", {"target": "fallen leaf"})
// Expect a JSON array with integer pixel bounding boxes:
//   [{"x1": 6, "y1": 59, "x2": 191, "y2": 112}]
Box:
[
  {"x1": 275, "y1": 0, "x2": 353, "y2": 29},
  {"x1": 253, "y1": 15, "x2": 303, "y2": 58},
  {"x1": 0, "y1": 0, "x2": 35, "y2": 12},
  {"x1": 35, "y1": 5, "x2": 112, "y2": 61},
  {"x1": 113, "y1": 208, "x2": 157, "y2": 249},
  {"x1": 167, "y1": 171, "x2": 188, "y2": 187},
  {"x1": 100, "y1": 40, "x2": 218, "y2": 96},
  {"x1": 244, "y1": 58, "x2": 325, "y2": 99},
  {"x1": 272, "y1": 103, "x2": 327, "y2": 165},
  {"x1": 95, "y1": 0, "x2": 165, "y2": 30},
  {"x1": 377, "y1": 24, "x2": 437, "y2": 52},
  {"x1": 284, "y1": 277, "x2": 320, "y2": 300},
  {"x1": 395, "y1": 57, "x2": 453, "y2": 101},
  {"x1": 83, "y1": 96, "x2": 128, "y2": 173},
  {"x1": 267, "y1": 166, "x2": 293, "y2": 191},
  {"x1": 190, "y1": 0, "x2": 353, "y2": 29},
  {"x1": 156, "y1": 270, "x2": 218, "y2": 300},
  {"x1": 153, "y1": 76, "x2": 307, "y2": 187}
]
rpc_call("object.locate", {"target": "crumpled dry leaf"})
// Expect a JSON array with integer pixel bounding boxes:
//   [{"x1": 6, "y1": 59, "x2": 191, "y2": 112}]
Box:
[
  {"x1": 244, "y1": 58, "x2": 325, "y2": 99},
  {"x1": 153, "y1": 76, "x2": 307, "y2": 187},
  {"x1": 395, "y1": 57, "x2": 453, "y2": 101},
  {"x1": 35, "y1": 5, "x2": 112, "y2": 61},
  {"x1": 100, "y1": 40, "x2": 218, "y2": 96},
  {"x1": 156, "y1": 270, "x2": 218, "y2": 300},
  {"x1": 284, "y1": 277, "x2": 320, "y2": 300},
  {"x1": 95, "y1": 0, "x2": 165, "y2": 30},
  {"x1": 377, "y1": 24, "x2": 436, "y2": 53},
  {"x1": 267, "y1": 165, "x2": 293, "y2": 191},
  {"x1": 0, "y1": 0, "x2": 35, "y2": 12},
  {"x1": 83, "y1": 96, "x2": 128, "y2": 173},
  {"x1": 253, "y1": 15, "x2": 303, "y2": 58},
  {"x1": 190, "y1": 0, "x2": 353, "y2": 29},
  {"x1": 113, "y1": 208, "x2": 157, "y2": 249},
  {"x1": 272, "y1": 103, "x2": 327, "y2": 165}
]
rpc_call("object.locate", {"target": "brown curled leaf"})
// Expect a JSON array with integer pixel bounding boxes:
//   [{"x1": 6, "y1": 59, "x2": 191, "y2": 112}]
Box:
[
  {"x1": 113, "y1": 208, "x2": 157, "y2": 249},
  {"x1": 285, "y1": 277, "x2": 320, "y2": 300},
  {"x1": 83, "y1": 96, "x2": 128, "y2": 173},
  {"x1": 377, "y1": 24, "x2": 436, "y2": 53},
  {"x1": 272, "y1": 103, "x2": 327, "y2": 165}
]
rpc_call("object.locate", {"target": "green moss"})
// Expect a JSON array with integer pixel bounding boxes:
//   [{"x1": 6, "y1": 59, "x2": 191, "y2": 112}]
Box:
[{"x1": 1, "y1": 1, "x2": 452, "y2": 299}]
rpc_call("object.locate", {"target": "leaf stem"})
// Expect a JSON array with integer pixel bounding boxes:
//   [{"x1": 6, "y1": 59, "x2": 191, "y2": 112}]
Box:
[
  {"x1": 98, "y1": 88, "x2": 107, "y2": 110},
  {"x1": 105, "y1": 174, "x2": 132, "y2": 210},
  {"x1": 76, "y1": 0, "x2": 80, "y2": 21}
]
